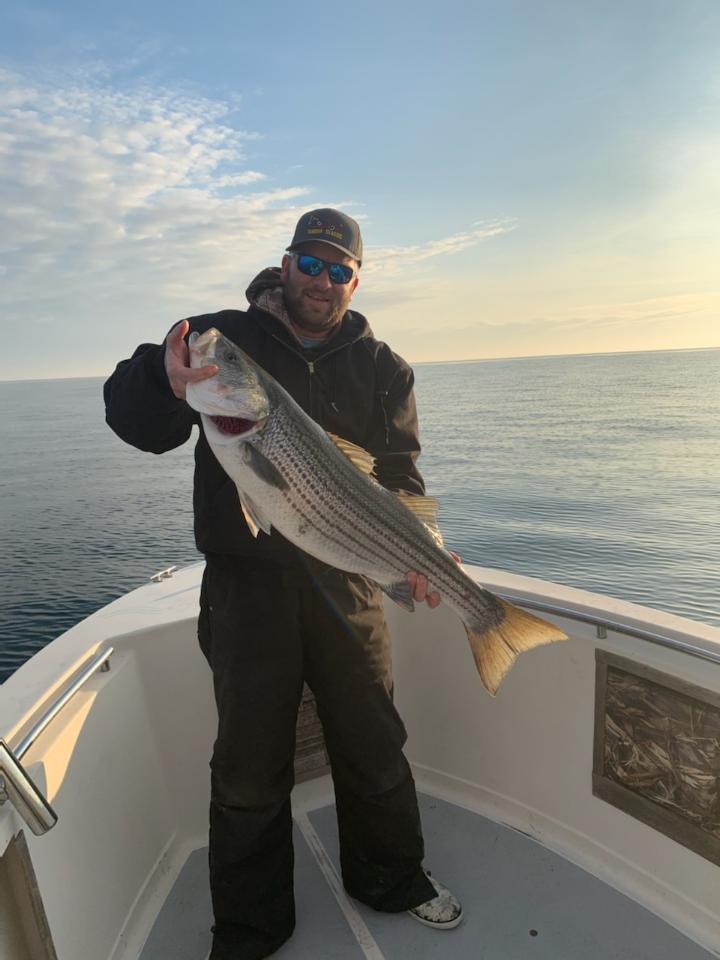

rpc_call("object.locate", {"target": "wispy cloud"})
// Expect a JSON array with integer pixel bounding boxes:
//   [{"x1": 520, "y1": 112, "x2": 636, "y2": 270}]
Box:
[
  {"x1": 364, "y1": 220, "x2": 515, "y2": 274},
  {"x1": 214, "y1": 171, "x2": 267, "y2": 188},
  {"x1": 384, "y1": 291, "x2": 720, "y2": 363},
  {"x1": 0, "y1": 68, "x2": 316, "y2": 369},
  {"x1": 537, "y1": 292, "x2": 714, "y2": 333},
  {"x1": 351, "y1": 219, "x2": 516, "y2": 322},
  {"x1": 0, "y1": 65, "x2": 515, "y2": 377},
  {"x1": 0, "y1": 70, "x2": 300, "y2": 377}
]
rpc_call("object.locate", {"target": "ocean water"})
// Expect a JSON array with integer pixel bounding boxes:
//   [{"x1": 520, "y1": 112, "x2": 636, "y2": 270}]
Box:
[{"x1": 1, "y1": 348, "x2": 719, "y2": 683}]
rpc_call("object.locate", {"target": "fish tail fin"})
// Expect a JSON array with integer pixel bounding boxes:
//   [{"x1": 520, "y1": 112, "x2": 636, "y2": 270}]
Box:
[{"x1": 466, "y1": 599, "x2": 567, "y2": 696}]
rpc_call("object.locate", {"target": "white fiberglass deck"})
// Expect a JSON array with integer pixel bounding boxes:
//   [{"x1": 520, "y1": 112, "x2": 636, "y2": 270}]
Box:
[{"x1": 139, "y1": 788, "x2": 715, "y2": 960}]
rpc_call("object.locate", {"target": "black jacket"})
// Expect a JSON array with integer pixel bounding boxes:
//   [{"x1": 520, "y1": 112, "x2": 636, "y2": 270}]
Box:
[{"x1": 103, "y1": 269, "x2": 425, "y2": 562}]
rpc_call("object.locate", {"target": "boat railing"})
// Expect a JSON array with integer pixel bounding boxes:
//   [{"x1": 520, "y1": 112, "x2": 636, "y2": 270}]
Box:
[
  {"x1": 0, "y1": 646, "x2": 113, "y2": 836},
  {"x1": 496, "y1": 592, "x2": 720, "y2": 666},
  {"x1": 1, "y1": 585, "x2": 718, "y2": 839}
]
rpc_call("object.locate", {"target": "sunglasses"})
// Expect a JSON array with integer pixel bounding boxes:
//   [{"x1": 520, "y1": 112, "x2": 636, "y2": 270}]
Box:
[{"x1": 291, "y1": 253, "x2": 355, "y2": 285}]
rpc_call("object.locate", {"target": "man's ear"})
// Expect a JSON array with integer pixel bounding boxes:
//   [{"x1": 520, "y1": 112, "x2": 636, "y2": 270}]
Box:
[{"x1": 280, "y1": 253, "x2": 291, "y2": 282}]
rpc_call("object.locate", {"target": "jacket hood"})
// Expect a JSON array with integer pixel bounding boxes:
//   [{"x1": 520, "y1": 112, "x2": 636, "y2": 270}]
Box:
[
  {"x1": 245, "y1": 267, "x2": 283, "y2": 304},
  {"x1": 245, "y1": 267, "x2": 372, "y2": 348}
]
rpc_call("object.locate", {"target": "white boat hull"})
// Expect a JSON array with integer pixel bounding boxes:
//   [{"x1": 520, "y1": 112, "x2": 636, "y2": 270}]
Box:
[{"x1": 1, "y1": 563, "x2": 719, "y2": 959}]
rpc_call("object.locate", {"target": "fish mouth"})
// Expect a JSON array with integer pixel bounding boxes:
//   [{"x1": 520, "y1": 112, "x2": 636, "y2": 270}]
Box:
[{"x1": 209, "y1": 415, "x2": 258, "y2": 436}]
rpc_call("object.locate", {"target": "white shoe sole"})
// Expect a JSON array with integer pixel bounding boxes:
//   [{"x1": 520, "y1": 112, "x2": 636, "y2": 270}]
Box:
[{"x1": 407, "y1": 907, "x2": 463, "y2": 930}]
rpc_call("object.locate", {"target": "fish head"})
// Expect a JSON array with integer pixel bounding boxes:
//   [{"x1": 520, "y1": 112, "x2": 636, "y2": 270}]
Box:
[{"x1": 186, "y1": 328, "x2": 270, "y2": 446}]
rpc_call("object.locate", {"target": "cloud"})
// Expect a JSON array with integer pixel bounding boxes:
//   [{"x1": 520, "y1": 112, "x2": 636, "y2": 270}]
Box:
[
  {"x1": 364, "y1": 220, "x2": 515, "y2": 275},
  {"x1": 381, "y1": 290, "x2": 720, "y2": 363},
  {"x1": 214, "y1": 171, "x2": 267, "y2": 188},
  {"x1": 0, "y1": 66, "x2": 514, "y2": 377},
  {"x1": 539, "y1": 292, "x2": 713, "y2": 333},
  {"x1": 0, "y1": 72, "x2": 285, "y2": 230},
  {"x1": 0, "y1": 69, "x2": 318, "y2": 360},
  {"x1": 348, "y1": 220, "x2": 516, "y2": 322}
]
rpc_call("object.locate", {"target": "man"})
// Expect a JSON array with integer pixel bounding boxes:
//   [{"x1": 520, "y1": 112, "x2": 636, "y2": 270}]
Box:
[{"x1": 104, "y1": 209, "x2": 462, "y2": 959}]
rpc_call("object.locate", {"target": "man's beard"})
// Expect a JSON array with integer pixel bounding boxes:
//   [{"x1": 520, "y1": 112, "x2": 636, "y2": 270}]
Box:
[{"x1": 283, "y1": 286, "x2": 344, "y2": 335}]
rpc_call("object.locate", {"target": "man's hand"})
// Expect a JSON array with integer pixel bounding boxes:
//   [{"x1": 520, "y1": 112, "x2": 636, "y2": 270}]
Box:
[
  {"x1": 406, "y1": 552, "x2": 461, "y2": 608},
  {"x1": 165, "y1": 319, "x2": 219, "y2": 400}
]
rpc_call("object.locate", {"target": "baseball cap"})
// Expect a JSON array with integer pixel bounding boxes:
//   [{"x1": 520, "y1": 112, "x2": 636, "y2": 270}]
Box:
[{"x1": 287, "y1": 208, "x2": 363, "y2": 265}]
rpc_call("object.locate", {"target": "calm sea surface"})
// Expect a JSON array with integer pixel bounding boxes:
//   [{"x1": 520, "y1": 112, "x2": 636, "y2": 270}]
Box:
[{"x1": 1, "y1": 348, "x2": 719, "y2": 683}]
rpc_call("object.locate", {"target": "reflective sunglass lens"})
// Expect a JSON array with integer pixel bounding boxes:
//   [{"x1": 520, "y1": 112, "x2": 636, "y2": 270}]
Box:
[
  {"x1": 296, "y1": 254, "x2": 353, "y2": 284},
  {"x1": 297, "y1": 255, "x2": 323, "y2": 276},
  {"x1": 329, "y1": 263, "x2": 353, "y2": 284}
]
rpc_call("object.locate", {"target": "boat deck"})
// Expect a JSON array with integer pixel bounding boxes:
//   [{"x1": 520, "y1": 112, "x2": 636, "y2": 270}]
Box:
[{"x1": 138, "y1": 791, "x2": 715, "y2": 960}]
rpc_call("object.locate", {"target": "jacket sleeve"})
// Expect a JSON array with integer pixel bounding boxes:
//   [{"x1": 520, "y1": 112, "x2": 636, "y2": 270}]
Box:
[
  {"x1": 367, "y1": 348, "x2": 426, "y2": 497},
  {"x1": 103, "y1": 337, "x2": 196, "y2": 453}
]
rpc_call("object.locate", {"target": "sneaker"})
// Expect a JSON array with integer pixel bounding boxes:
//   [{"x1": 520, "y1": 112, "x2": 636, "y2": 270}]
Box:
[{"x1": 407, "y1": 873, "x2": 463, "y2": 930}]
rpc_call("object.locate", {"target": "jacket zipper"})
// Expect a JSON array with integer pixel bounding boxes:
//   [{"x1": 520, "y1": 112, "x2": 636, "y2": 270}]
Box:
[
  {"x1": 269, "y1": 334, "x2": 354, "y2": 418},
  {"x1": 307, "y1": 359, "x2": 315, "y2": 415}
]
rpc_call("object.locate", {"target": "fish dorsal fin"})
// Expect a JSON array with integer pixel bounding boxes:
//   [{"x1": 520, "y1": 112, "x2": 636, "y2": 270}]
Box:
[
  {"x1": 395, "y1": 490, "x2": 445, "y2": 548},
  {"x1": 327, "y1": 433, "x2": 376, "y2": 476}
]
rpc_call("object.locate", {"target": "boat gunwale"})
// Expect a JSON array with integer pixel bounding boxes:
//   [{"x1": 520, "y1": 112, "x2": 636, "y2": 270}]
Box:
[
  {"x1": 2, "y1": 562, "x2": 720, "y2": 756},
  {"x1": 496, "y1": 591, "x2": 720, "y2": 665}
]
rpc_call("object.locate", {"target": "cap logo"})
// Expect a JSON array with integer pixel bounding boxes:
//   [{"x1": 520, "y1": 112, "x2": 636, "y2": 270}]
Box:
[{"x1": 306, "y1": 214, "x2": 344, "y2": 242}]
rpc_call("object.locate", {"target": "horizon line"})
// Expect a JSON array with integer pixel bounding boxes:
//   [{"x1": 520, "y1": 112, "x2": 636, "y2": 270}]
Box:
[
  {"x1": 1, "y1": 343, "x2": 719, "y2": 384},
  {"x1": 412, "y1": 343, "x2": 720, "y2": 367}
]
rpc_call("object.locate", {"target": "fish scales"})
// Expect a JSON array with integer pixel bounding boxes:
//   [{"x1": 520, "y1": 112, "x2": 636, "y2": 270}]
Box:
[
  {"x1": 186, "y1": 328, "x2": 567, "y2": 694},
  {"x1": 262, "y1": 406, "x2": 388, "y2": 570},
  {"x1": 262, "y1": 401, "x2": 408, "y2": 575},
  {"x1": 225, "y1": 370, "x2": 514, "y2": 628},
  {"x1": 299, "y1": 443, "x2": 433, "y2": 578},
  {"x1": 217, "y1": 382, "x2": 507, "y2": 638}
]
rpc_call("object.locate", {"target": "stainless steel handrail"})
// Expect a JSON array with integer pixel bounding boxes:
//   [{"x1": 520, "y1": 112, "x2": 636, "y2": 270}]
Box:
[
  {"x1": 14, "y1": 646, "x2": 114, "y2": 760},
  {"x1": 498, "y1": 592, "x2": 720, "y2": 667},
  {"x1": 0, "y1": 740, "x2": 57, "y2": 835},
  {"x1": 0, "y1": 646, "x2": 113, "y2": 835},
  {"x1": 0, "y1": 582, "x2": 717, "y2": 839}
]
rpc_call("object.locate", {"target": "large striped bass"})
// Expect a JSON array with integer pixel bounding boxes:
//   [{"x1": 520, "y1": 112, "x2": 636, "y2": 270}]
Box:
[{"x1": 186, "y1": 328, "x2": 566, "y2": 694}]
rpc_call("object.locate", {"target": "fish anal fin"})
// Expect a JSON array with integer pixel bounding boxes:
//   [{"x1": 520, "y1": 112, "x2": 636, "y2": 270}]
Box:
[
  {"x1": 381, "y1": 580, "x2": 416, "y2": 613},
  {"x1": 395, "y1": 490, "x2": 445, "y2": 548},
  {"x1": 327, "y1": 433, "x2": 376, "y2": 476},
  {"x1": 237, "y1": 490, "x2": 272, "y2": 537},
  {"x1": 466, "y1": 599, "x2": 567, "y2": 696}
]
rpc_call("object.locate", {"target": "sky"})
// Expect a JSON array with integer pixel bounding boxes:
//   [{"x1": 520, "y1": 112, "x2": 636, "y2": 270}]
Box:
[{"x1": 1, "y1": 0, "x2": 719, "y2": 380}]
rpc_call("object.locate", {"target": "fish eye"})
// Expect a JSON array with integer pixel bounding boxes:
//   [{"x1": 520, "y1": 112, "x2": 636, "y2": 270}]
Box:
[{"x1": 224, "y1": 350, "x2": 238, "y2": 363}]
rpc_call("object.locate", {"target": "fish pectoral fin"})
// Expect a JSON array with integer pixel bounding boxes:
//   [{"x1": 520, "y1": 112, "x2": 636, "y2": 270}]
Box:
[
  {"x1": 238, "y1": 492, "x2": 273, "y2": 537},
  {"x1": 466, "y1": 599, "x2": 568, "y2": 696},
  {"x1": 381, "y1": 580, "x2": 416, "y2": 613},
  {"x1": 327, "y1": 433, "x2": 376, "y2": 477},
  {"x1": 394, "y1": 490, "x2": 445, "y2": 548},
  {"x1": 242, "y1": 444, "x2": 288, "y2": 490}
]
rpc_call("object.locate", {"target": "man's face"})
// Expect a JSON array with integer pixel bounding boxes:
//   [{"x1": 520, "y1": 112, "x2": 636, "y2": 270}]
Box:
[{"x1": 280, "y1": 241, "x2": 360, "y2": 336}]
